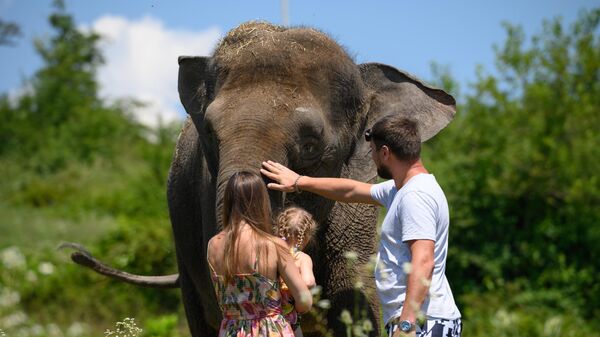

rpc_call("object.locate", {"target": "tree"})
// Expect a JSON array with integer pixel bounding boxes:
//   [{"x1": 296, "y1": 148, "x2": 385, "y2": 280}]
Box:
[
  {"x1": 424, "y1": 8, "x2": 600, "y2": 318},
  {"x1": 0, "y1": 0, "x2": 141, "y2": 172},
  {"x1": 0, "y1": 19, "x2": 21, "y2": 46}
]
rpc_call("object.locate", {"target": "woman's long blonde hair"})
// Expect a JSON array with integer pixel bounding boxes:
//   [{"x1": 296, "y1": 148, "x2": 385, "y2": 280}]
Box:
[{"x1": 222, "y1": 171, "x2": 279, "y2": 279}]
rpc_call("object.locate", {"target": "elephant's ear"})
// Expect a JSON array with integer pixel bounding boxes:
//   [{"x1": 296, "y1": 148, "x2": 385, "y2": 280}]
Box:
[
  {"x1": 359, "y1": 63, "x2": 456, "y2": 142},
  {"x1": 178, "y1": 56, "x2": 213, "y2": 120}
]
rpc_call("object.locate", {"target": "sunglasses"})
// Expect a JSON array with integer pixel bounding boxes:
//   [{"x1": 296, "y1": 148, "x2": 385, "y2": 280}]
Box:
[{"x1": 365, "y1": 128, "x2": 375, "y2": 142}]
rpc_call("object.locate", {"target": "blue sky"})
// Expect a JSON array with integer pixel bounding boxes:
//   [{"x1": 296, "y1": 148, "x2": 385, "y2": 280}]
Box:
[{"x1": 1, "y1": 0, "x2": 597, "y2": 125}]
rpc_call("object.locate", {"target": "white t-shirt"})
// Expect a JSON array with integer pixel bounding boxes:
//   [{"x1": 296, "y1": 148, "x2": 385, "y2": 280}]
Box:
[{"x1": 370, "y1": 174, "x2": 461, "y2": 325}]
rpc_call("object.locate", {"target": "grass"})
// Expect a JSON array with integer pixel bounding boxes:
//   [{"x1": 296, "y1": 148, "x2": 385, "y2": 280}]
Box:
[{"x1": 0, "y1": 203, "x2": 116, "y2": 253}]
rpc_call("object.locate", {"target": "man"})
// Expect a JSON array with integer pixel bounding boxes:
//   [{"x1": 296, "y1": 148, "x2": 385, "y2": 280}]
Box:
[{"x1": 261, "y1": 116, "x2": 462, "y2": 337}]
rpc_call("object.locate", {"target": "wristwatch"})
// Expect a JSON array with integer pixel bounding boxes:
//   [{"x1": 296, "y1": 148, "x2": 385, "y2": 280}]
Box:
[{"x1": 399, "y1": 320, "x2": 415, "y2": 333}]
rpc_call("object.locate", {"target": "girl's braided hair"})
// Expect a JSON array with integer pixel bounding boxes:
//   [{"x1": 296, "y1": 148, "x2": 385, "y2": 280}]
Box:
[{"x1": 275, "y1": 206, "x2": 317, "y2": 250}]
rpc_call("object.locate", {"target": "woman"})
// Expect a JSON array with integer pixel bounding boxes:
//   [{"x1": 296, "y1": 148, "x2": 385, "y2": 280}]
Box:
[{"x1": 207, "y1": 171, "x2": 313, "y2": 337}]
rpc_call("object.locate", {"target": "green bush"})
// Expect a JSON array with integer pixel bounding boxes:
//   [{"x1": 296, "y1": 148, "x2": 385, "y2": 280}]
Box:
[
  {"x1": 424, "y1": 8, "x2": 600, "y2": 321},
  {"x1": 460, "y1": 290, "x2": 596, "y2": 337},
  {"x1": 143, "y1": 314, "x2": 179, "y2": 337}
]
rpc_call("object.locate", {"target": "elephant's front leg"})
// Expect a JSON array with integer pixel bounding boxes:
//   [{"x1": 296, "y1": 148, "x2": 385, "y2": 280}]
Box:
[
  {"x1": 322, "y1": 201, "x2": 381, "y2": 337},
  {"x1": 167, "y1": 119, "x2": 221, "y2": 336}
]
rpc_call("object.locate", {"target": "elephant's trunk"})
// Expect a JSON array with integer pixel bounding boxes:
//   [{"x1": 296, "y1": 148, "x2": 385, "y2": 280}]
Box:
[{"x1": 214, "y1": 141, "x2": 287, "y2": 228}]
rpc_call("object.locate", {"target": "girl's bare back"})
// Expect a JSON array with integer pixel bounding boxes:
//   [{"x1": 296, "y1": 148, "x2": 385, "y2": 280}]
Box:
[{"x1": 208, "y1": 226, "x2": 279, "y2": 280}]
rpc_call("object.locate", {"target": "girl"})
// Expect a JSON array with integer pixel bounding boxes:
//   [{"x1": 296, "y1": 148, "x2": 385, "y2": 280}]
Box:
[
  {"x1": 276, "y1": 207, "x2": 318, "y2": 337},
  {"x1": 207, "y1": 171, "x2": 312, "y2": 337}
]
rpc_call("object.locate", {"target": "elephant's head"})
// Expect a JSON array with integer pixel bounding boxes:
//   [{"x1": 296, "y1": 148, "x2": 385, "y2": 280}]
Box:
[{"x1": 178, "y1": 22, "x2": 455, "y2": 228}]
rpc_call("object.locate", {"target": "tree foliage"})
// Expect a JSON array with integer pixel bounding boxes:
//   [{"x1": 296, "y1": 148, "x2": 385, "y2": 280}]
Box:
[
  {"x1": 0, "y1": 0, "x2": 141, "y2": 174},
  {"x1": 425, "y1": 8, "x2": 600, "y2": 319},
  {"x1": 0, "y1": 19, "x2": 21, "y2": 46}
]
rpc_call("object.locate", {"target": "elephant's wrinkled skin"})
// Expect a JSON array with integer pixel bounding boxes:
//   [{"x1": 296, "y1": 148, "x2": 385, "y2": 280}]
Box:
[{"x1": 65, "y1": 21, "x2": 456, "y2": 337}]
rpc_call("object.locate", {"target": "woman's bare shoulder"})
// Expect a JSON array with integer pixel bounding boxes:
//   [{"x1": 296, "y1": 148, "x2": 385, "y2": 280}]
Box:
[
  {"x1": 208, "y1": 232, "x2": 226, "y2": 250},
  {"x1": 209, "y1": 232, "x2": 226, "y2": 241}
]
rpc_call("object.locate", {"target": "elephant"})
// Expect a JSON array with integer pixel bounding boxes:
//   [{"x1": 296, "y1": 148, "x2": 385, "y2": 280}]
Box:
[{"x1": 64, "y1": 21, "x2": 456, "y2": 337}]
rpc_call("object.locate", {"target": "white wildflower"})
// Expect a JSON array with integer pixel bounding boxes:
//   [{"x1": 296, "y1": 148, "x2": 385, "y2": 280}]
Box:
[
  {"x1": 369, "y1": 254, "x2": 378, "y2": 264},
  {"x1": 362, "y1": 319, "x2": 374, "y2": 332},
  {"x1": 339, "y1": 309, "x2": 353, "y2": 325},
  {"x1": 1, "y1": 311, "x2": 27, "y2": 328},
  {"x1": 402, "y1": 262, "x2": 412, "y2": 274},
  {"x1": 493, "y1": 309, "x2": 516, "y2": 328},
  {"x1": 105, "y1": 318, "x2": 142, "y2": 337},
  {"x1": 376, "y1": 259, "x2": 389, "y2": 278},
  {"x1": 354, "y1": 280, "x2": 364, "y2": 289},
  {"x1": 343, "y1": 250, "x2": 358, "y2": 261},
  {"x1": 317, "y1": 299, "x2": 331, "y2": 309},
  {"x1": 29, "y1": 324, "x2": 44, "y2": 336},
  {"x1": 46, "y1": 323, "x2": 63, "y2": 337},
  {"x1": 1, "y1": 246, "x2": 26, "y2": 269},
  {"x1": 67, "y1": 322, "x2": 86, "y2": 337},
  {"x1": 352, "y1": 324, "x2": 365, "y2": 336},
  {"x1": 364, "y1": 254, "x2": 378, "y2": 273},
  {"x1": 417, "y1": 311, "x2": 426, "y2": 323},
  {"x1": 300, "y1": 291, "x2": 311, "y2": 304},
  {"x1": 38, "y1": 262, "x2": 55, "y2": 275},
  {"x1": 310, "y1": 285, "x2": 322, "y2": 296},
  {"x1": 544, "y1": 316, "x2": 563, "y2": 336},
  {"x1": 0, "y1": 288, "x2": 21, "y2": 307}
]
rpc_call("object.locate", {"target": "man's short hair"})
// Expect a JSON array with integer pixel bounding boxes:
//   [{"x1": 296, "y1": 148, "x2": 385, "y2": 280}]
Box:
[{"x1": 367, "y1": 116, "x2": 421, "y2": 162}]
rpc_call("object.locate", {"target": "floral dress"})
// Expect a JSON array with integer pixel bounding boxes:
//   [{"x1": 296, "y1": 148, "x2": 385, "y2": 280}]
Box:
[
  {"x1": 208, "y1": 257, "x2": 295, "y2": 337},
  {"x1": 280, "y1": 248, "x2": 300, "y2": 330}
]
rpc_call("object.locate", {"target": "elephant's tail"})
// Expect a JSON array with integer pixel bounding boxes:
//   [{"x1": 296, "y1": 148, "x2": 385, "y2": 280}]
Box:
[{"x1": 58, "y1": 242, "x2": 180, "y2": 289}]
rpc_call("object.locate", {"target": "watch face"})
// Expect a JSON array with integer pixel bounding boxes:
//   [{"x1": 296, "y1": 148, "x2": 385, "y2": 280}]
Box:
[{"x1": 400, "y1": 320, "x2": 412, "y2": 332}]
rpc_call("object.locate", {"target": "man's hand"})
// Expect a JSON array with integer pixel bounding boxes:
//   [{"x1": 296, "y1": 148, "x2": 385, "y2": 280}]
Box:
[
  {"x1": 260, "y1": 161, "x2": 300, "y2": 192},
  {"x1": 261, "y1": 160, "x2": 378, "y2": 204}
]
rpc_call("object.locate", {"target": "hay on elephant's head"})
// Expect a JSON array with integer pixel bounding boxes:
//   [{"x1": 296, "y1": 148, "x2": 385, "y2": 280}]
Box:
[
  {"x1": 214, "y1": 21, "x2": 343, "y2": 64},
  {"x1": 215, "y1": 21, "x2": 286, "y2": 61}
]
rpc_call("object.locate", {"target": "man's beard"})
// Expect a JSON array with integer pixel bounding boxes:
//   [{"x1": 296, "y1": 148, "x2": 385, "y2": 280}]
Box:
[{"x1": 377, "y1": 162, "x2": 393, "y2": 180}]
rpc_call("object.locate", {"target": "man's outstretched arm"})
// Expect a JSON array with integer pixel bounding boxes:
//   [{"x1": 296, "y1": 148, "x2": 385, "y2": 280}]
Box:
[{"x1": 260, "y1": 160, "x2": 379, "y2": 205}]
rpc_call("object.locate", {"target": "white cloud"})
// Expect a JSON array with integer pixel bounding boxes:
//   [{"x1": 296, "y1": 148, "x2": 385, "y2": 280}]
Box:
[{"x1": 90, "y1": 15, "x2": 221, "y2": 127}]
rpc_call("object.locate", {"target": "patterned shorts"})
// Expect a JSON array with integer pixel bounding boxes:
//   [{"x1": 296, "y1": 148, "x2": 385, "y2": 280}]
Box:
[{"x1": 386, "y1": 318, "x2": 462, "y2": 337}]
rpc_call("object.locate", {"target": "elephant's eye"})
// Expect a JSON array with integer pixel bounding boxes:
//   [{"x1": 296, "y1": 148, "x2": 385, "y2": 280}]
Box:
[
  {"x1": 200, "y1": 118, "x2": 220, "y2": 175},
  {"x1": 302, "y1": 143, "x2": 316, "y2": 154},
  {"x1": 298, "y1": 137, "x2": 322, "y2": 161}
]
